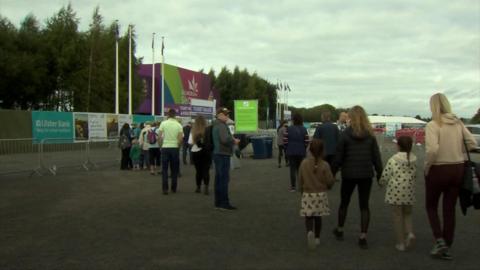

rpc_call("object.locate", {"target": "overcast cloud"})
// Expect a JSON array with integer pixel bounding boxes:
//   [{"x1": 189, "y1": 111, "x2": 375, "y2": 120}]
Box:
[{"x1": 2, "y1": 0, "x2": 479, "y2": 117}]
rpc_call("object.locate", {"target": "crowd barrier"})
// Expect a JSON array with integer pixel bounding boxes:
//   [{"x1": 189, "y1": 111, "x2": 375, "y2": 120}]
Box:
[{"x1": 0, "y1": 138, "x2": 120, "y2": 177}]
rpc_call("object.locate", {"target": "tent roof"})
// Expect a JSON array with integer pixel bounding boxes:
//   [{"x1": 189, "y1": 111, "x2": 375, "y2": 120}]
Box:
[{"x1": 368, "y1": 116, "x2": 426, "y2": 124}]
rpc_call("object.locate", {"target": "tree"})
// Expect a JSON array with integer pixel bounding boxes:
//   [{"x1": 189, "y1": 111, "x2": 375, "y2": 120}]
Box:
[
  {"x1": 0, "y1": 16, "x2": 19, "y2": 109},
  {"x1": 471, "y1": 108, "x2": 480, "y2": 124}
]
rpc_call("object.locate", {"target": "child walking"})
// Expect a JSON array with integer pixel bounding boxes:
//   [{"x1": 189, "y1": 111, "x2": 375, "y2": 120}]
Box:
[
  {"x1": 379, "y1": 136, "x2": 417, "y2": 251},
  {"x1": 298, "y1": 139, "x2": 335, "y2": 249},
  {"x1": 129, "y1": 139, "x2": 141, "y2": 170}
]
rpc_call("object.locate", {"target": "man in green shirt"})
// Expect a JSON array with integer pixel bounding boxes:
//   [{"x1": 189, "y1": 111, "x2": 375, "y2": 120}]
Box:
[{"x1": 159, "y1": 109, "x2": 184, "y2": 194}]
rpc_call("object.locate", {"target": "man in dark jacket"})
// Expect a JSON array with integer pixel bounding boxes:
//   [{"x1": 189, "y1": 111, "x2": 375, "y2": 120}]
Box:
[
  {"x1": 313, "y1": 111, "x2": 339, "y2": 167},
  {"x1": 212, "y1": 107, "x2": 240, "y2": 210}
]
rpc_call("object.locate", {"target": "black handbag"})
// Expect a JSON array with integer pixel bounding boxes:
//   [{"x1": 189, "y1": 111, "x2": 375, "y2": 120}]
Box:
[{"x1": 459, "y1": 140, "x2": 480, "y2": 215}]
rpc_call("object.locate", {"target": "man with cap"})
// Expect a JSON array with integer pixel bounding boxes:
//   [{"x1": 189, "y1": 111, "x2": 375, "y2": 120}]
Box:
[
  {"x1": 212, "y1": 107, "x2": 240, "y2": 210},
  {"x1": 159, "y1": 109, "x2": 184, "y2": 194}
]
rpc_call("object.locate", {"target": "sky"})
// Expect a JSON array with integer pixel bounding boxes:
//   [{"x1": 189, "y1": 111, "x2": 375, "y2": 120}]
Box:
[{"x1": 1, "y1": 0, "x2": 479, "y2": 118}]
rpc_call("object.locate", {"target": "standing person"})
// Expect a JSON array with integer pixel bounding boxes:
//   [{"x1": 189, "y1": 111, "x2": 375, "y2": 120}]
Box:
[
  {"x1": 139, "y1": 122, "x2": 151, "y2": 170},
  {"x1": 337, "y1": 111, "x2": 348, "y2": 132},
  {"x1": 284, "y1": 113, "x2": 309, "y2": 192},
  {"x1": 147, "y1": 122, "x2": 162, "y2": 175},
  {"x1": 212, "y1": 107, "x2": 240, "y2": 210},
  {"x1": 313, "y1": 110, "x2": 340, "y2": 167},
  {"x1": 129, "y1": 138, "x2": 141, "y2": 170},
  {"x1": 299, "y1": 139, "x2": 335, "y2": 249},
  {"x1": 379, "y1": 136, "x2": 417, "y2": 252},
  {"x1": 424, "y1": 93, "x2": 477, "y2": 260},
  {"x1": 189, "y1": 116, "x2": 212, "y2": 195},
  {"x1": 159, "y1": 109, "x2": 184, "y2": 195},
  {"x1": 182, "y1": 122, "x2": 192, "y2": 165},
  {"x1": 277, "y1": 120, "x2": 289, "y2": 168},
  {"x1": 119, "y1": 123, "x2": 132, "y2": 170},
  {"x1": 331, "y1": 105, "x2": 383, "y2": 249}
]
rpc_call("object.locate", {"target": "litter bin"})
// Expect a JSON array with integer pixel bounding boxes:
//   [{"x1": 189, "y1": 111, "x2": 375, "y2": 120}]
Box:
[
  {"x1": 250, "y1": 136, "x2": 273, "y2": 159},
  {"x1": 265, "y1": 136, "x2": 273, "y2": 158},
  {"x1": 250, "y1": 136, "x2": 268, "y2": 159}
]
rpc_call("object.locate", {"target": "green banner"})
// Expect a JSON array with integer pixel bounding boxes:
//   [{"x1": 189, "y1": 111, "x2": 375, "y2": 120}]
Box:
[
  {"x1": 32, "y1": 111, "x2": 74, "y2": 143},
  {"x1": 132, "y1": 115, "x2": 155, "y2": 125},
  {"x1": 234, "y1": 100, "x2": 258, "y2": 132}
]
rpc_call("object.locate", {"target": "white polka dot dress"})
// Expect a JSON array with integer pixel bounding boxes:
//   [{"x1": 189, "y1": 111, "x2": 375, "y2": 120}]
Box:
[{"x1": 379, "y1": 152, "x2": 417, "y2": 205}]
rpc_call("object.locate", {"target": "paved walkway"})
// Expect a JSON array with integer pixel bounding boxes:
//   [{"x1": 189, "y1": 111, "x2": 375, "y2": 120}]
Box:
[{"x1": 0, "y1": 148, "x2": 479, "y2": 270}]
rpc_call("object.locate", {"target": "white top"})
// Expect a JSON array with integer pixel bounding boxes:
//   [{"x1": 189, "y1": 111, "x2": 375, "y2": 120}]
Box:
[{"x1": 188, "y1": 133, "x2": 202, "y2": 152}]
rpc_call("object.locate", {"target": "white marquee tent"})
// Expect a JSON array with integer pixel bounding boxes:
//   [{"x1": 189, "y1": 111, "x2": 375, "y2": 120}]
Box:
[{"x1": 368, "y1": 116, "x2": 426, "y2": 125}]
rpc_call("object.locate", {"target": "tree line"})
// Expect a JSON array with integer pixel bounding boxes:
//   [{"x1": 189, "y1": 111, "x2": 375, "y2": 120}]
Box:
[{"x1": 0, "y1": 4, "x2": 144, "y2": 113}]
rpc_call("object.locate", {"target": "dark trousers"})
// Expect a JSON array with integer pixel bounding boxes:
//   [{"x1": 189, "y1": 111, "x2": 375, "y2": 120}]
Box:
[
  {"x1": 214, "y1": 154, "x2": 231, "y2": 207},
  {"x1": 182, "y1": 143, "x2": 192, "y2": 164},
  {"x1": 192, "y1": 150, "x2": 211, "y2": 187},
  {"x1": 149, "y1": 148, "x2": 161, "y2": 166},
  {"x1": 337, "y1": 178, "x2": 373, "y2": 233},
  {"x1": 162, "y1": 148, "x2": 180, "y2": 192},
  {"x1": 120, "y1": 147, "x2": 131, "y2": 170},
  {"x1": 289, "y1": 155, "x2": 304, "y2": 189},
  {"x1": 305, "y1": 216, "x2": 322, "y2": 238},
  {"x1": 278, "y1": 145, "x2": 288, "y2": 165},
  {"x1": 325, "y1": 155, "x2": 335, "y2": 168},
  {"x1": 425, "y1": 164, "x2": 464, "y2": 246},
  {"x1": 140, "y1": 150, "x2": 149, "y2": 169}
]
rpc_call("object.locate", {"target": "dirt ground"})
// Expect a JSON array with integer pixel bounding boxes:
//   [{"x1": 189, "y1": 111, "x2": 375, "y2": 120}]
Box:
[{"x1": 1, "y1": 145, "x2": 479, "y2": 270}]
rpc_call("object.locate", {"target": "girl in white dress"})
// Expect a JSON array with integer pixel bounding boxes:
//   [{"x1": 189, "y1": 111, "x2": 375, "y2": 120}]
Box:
[{"x1": 379, "y1": 136, "x2": 417, "y2": 251}]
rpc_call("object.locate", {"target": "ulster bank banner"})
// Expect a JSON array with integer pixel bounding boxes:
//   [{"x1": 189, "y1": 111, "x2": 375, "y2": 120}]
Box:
[{"x1": 32, "y1": 111, "x2": 136, "y2": 143}]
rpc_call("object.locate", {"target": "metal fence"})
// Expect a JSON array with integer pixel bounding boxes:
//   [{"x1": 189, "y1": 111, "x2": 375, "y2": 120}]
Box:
[{"x1": 0, "y1": 138, "x2": 120, "y2": 177}]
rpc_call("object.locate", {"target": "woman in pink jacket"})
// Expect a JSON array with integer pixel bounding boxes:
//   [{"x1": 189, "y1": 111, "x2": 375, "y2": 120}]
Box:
[{"x1": 425, "y1": 93, "x2": 477, "y2": 260}]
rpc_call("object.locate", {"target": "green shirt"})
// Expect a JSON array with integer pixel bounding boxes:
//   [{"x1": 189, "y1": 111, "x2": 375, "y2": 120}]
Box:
[{"x1": 159, "y1": 118, "x2": 183, "y2": 148}]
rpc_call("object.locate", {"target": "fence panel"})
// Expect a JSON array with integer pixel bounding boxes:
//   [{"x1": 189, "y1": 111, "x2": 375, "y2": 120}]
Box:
[{"x1": 0, "y1": 138, "x2": 40, "y2": 176}]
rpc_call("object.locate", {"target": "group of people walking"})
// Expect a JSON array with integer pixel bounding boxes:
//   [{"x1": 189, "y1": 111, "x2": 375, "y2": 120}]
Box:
[
  {"x1": 118, "y1": 93, "x2": 477, "y2": 260},
  {"x1": 281, "y1": 93, "x2": 477, "y2": 260},
  {"x1": 118, "y1": 107, "x2": 240, "y2": 210}
]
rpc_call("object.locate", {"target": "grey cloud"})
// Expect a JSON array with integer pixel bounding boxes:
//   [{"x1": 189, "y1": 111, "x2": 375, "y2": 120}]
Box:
[{"x1": 2, "y1": 0, "x2": 479, "y2": 117}]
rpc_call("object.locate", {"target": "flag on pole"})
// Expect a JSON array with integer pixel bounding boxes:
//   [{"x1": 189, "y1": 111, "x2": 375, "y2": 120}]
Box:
[
  {"x1": 287, "y1": 84, "x2": 291, "y2": 92},
  {"x1": 115, "y1": 24, "x2": 119, "y2": 41},
  {"x1": 161, "y1": 38, "x2": 165, "y2": 56},
  {"x1": 152, "y1": 33, "x2": 155, "y2": 49}
]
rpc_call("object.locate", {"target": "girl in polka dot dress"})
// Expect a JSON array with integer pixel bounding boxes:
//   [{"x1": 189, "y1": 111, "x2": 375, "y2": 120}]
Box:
[{"x1": 379, "y1": 136, "x2": 417, "y2": 251}]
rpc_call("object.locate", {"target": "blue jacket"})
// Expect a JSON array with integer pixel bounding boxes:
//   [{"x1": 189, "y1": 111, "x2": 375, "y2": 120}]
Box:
[
  {"x1": 285, "y1": 125, "x2": 309, "y2": 156},
  {"x1": 313, "y1": 121, "x2": 339, "y2": 156}
]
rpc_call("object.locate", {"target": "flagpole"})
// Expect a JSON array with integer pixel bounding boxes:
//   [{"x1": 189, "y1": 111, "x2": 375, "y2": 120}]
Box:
[
  {"x1": 115, "y1": 20, "x2": 119, "y2": 115},
  {"x1": 128, "y1": 24, "x2": 132, "y2": 115},
  {"x1": 161, "y1": 36, "x2": 165, "y2": 118},
  {"x1": 151, "y1": 32, "x2": 155, "y2": 116}
]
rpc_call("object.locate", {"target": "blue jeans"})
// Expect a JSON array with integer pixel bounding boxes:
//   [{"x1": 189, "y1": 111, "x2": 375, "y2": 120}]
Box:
[
  {"x1": 162, "y1": 148, "x2": 180, "y2": 192},
  {"x1": 214, "y1": 154, "x2": 231, "y2": 207}
]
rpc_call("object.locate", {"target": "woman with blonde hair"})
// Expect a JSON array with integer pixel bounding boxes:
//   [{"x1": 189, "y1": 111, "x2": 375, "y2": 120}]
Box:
[
  {"x1": 425, "y1": 93, "x2": 477, "y2": 260},
  {"x1": 331, "y1": 105, "x2": 383, "y2": 249},
  {"x1": 188, "y1": 116, "x2": 212, "y2": 194}
]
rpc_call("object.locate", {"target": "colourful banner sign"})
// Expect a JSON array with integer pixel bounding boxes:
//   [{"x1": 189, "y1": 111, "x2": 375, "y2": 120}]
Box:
[
  {"x1": 136, "y1": 63, "x2": 219, "y2": 115},
  {"x1": 234, "y1": 100, "x2": 258, "y2": 132},
  {"x1": 32, "y1": 111, "x2": 74, "y2": 143}
]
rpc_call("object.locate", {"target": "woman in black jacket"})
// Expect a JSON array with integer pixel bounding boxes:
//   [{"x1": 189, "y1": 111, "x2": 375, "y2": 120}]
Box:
[
  {"x1": 119, "y1": 123, "x2": 132, "y2": 170},
  {"x1": 331, "y1": 105, "x2": 383, "y2": 249}
]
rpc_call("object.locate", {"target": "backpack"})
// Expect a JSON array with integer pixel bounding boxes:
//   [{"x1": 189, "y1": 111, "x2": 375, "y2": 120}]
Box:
[
  {"x1": 118, "y1": 134, "x2": 131, "y2": 149},
  {"x1": 147, "y1": 128, "x2": 158, "y2": 144},
  {"x1": 203, "y1": 125, "x2": 214, "y2": 153}
]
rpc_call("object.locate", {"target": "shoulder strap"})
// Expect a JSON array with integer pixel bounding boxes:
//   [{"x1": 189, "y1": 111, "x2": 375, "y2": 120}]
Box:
[{"x1": 461, "y1": 123, "x2": 472, "y2": 162}]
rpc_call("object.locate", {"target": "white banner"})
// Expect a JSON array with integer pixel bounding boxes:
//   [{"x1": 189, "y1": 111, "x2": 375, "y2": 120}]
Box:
[{"x1": 88, "y1": 113, "x2": 107, "y2": 141}]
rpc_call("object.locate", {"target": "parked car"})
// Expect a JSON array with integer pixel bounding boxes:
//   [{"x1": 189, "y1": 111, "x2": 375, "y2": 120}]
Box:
[{"x1": 465, "y1": 124, "x2": 480, "y2": 151}]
